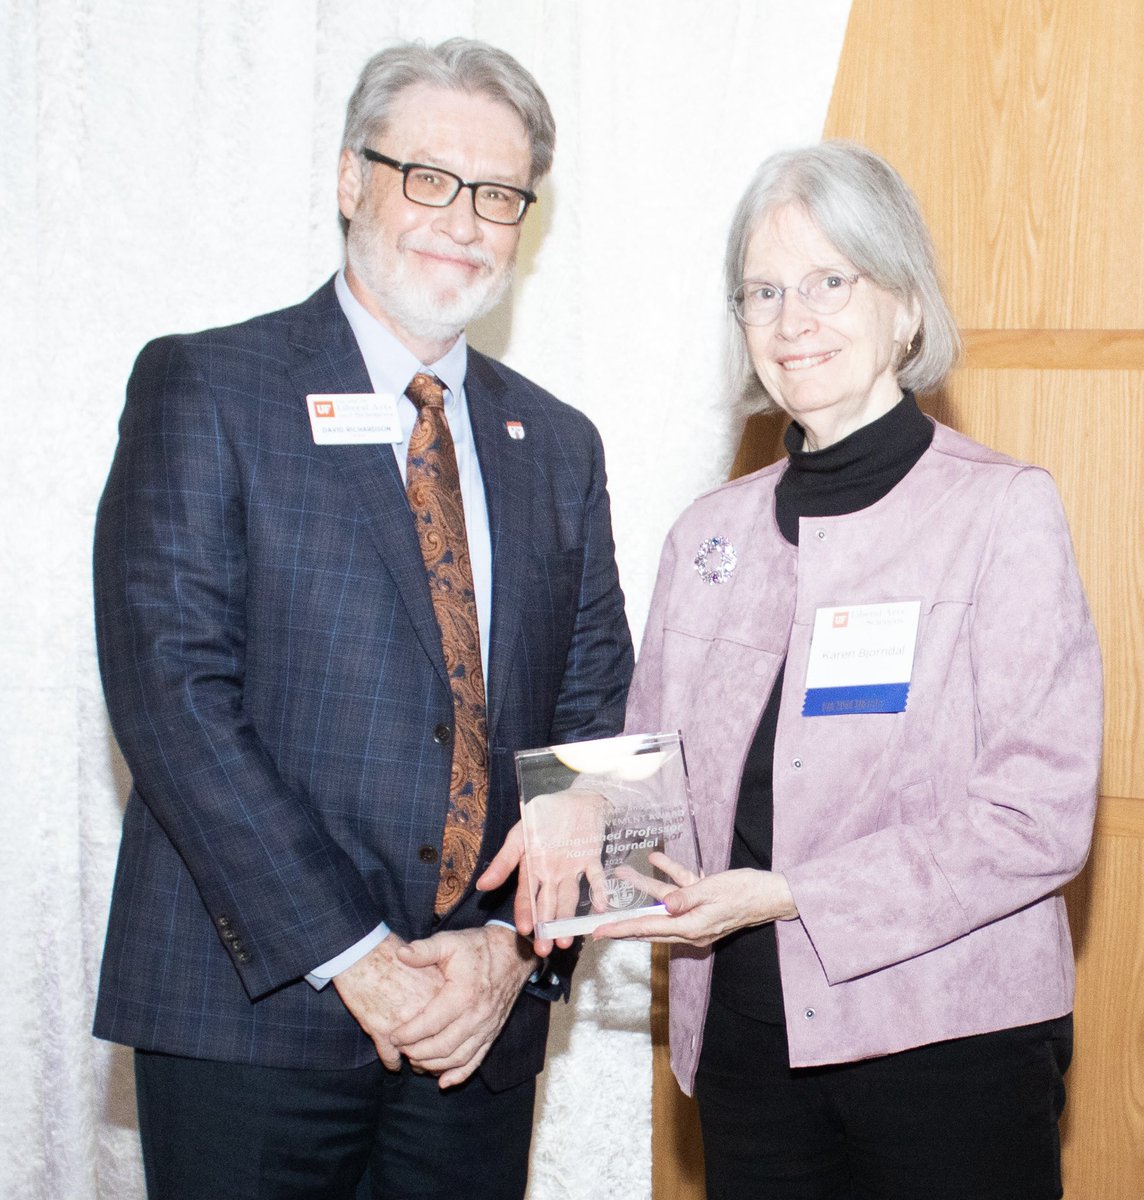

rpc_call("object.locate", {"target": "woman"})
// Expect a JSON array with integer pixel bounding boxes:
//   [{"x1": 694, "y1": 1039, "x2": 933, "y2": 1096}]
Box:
[{"x1": 595, "y1": 142, "x2": 1103, "y2": 1199}]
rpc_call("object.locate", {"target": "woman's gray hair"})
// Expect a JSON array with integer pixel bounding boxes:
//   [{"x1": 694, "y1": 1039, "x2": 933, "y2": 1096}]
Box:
[
  {"x1": 342, "y1": 38, "x2": 556, "y2": 186},
  {"x1": 724, "y1": 140, "x2": 961, "y2": 412}
]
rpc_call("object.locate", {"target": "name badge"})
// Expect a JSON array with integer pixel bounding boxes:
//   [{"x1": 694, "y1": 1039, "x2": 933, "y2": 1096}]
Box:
[
  {"x1": 305, "y1": 393, "x2": 402, "y2": 445},
  {"x1": 803, "y1": 600, "x2": 921, "y2": 716}
]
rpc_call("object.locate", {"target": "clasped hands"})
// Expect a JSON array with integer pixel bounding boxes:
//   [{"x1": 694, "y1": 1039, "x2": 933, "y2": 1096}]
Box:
[
  {"x1": 333, "y1": 924, "x2": 535, "y2": 1089},
  {"x1": 336, "y1": 799, "x2": 801, "y2": 1088}
]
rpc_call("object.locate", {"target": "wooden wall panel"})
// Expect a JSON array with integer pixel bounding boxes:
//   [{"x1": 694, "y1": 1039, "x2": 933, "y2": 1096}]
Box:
[
  {"x1": 654, "y1": 2, "x2": 1144, "y2": 1196},
  {"x1": 826, "y1": 0, "x2": 1144, "y2": 331},
  {"x1": 651, "y1": 945, "x2": 704, "y2": 1200},
  {"x1": 1062, "y1": 808, "x2": 1144, "y2": 1195}
]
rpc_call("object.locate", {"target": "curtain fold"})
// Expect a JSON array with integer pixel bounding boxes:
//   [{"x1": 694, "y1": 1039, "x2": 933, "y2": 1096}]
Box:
[{"x1": 0, "y1": 2, "x2": 850, "y2": 1195}]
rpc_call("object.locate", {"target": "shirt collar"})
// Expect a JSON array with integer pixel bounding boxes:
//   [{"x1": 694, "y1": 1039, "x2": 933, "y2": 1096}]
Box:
[
  {"x1": 782, "y1": 392, "x2": 930, "y2": 475},
  {"x1": 334, "y1": 268, "x2": 468, "y2": 402}
]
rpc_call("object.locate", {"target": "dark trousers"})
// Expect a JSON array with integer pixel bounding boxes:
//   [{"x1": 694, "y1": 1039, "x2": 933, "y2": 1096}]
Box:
[
  {"x1": 695, "y1": 997, "x2": 1072, "y2": 1200},
  {"x1": 134, "y1": 1050, "x2": 535, "y2": 1200}
]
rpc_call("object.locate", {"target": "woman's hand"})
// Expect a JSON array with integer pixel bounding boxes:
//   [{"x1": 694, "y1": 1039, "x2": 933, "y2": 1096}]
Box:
[{"x1": 592, "y1": 852, "x2": 798, "y2": 946}]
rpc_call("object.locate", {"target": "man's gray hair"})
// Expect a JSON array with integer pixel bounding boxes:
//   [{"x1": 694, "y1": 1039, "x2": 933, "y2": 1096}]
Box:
[
  {"x1": 342, "y1": 38, "x2": 556, "y2": 186},
  {"x1": 724, "y1": 140, "x2": 961, "y2": 412}
]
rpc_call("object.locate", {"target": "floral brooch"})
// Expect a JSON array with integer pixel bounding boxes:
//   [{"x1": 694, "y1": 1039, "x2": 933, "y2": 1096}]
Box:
[{"x1": 693, "y1": 536, "x2": 737, "y2": 585}]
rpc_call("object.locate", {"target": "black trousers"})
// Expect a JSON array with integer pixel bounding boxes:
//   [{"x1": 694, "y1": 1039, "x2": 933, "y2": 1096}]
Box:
[
  {"x1": 695, "y1": 997, "x2": 1072, "y2": 1200},
  {"x1": 134, "y1": 1050, "x2": 535, "y2": 1200}
]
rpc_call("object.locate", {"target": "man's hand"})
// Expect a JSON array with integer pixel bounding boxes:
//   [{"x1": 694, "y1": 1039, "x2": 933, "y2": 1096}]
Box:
[
  {"x1": 478, "y1": 790, "x2": 607, "y2": 958},
  {"x1": 333, "y1": 933, "x2": 445, "y2": 1069},
  {"x1": 477, "y1": 821, "x2": 533, "y2": 933},
  {"x1": 389, "y1": 926, "x2": 538, "y2": 1088}
]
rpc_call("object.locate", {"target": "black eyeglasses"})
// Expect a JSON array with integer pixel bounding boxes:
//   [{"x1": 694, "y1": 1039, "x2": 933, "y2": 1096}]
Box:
[{"x1": 361, "y1": 149, "x2": 536, "y2": 226}]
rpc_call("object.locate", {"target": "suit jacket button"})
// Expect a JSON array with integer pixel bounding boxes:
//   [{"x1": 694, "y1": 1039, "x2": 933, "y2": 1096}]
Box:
[
  {"x1": 237, "y1": 952, "x2": 252, "y2": 964},
  {"x1": 217, "y1": 915, "x2": 231, "y2": 928},
  {"x1": 433, "y1": 723, "x2": 452, "y2": 745},
  {"x1": 419, "y1": 845, "x2": 439, "y2": 864}
]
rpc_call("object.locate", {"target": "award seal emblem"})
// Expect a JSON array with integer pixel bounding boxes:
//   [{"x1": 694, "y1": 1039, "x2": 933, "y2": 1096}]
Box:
[{"x1": 605, "y1": 874, "x2": 642, "y2": 910}]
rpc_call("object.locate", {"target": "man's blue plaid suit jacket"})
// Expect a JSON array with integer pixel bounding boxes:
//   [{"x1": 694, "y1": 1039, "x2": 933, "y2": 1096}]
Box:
[{"x1": 92, "y1": 279, "x2": 633, "y2": 1089}]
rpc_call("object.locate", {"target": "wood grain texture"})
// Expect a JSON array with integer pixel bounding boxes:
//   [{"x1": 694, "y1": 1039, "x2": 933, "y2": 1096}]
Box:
[
  {"x1": 825, "y1": 0, "x2": 1144, "y2": 331},
  {"x1": 962, "y1": 329, "x2": 1144, "y2": 370},
  {"x1": 651, "y1": 944, "x2": 705, "y2": 1200},
  {"x1": 1095, "y1": 795, "x2": 1144, "y2": 841},
  {"x1": 1062, "y1": 819, "x2": 1144, "y2": 1195}
]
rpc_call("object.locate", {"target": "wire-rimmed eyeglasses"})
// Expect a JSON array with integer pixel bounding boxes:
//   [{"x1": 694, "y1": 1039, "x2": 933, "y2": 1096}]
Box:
[
  {"x1": 729, "y1": 269, "x2": 862, "y2": 326},
  {"x1": 361, "y1": 149, "x2": 536, "y2": 226}
]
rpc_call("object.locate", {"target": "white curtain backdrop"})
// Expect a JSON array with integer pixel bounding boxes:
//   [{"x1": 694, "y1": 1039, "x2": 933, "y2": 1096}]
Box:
[{"x1": 0, "y1": 2, "x2": 850, "y2": 1195}]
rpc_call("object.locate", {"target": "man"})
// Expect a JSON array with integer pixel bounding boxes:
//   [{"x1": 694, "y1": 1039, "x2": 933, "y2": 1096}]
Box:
[{"x1": 93, "y1": 38, "x2": 632, "y2": 1200}]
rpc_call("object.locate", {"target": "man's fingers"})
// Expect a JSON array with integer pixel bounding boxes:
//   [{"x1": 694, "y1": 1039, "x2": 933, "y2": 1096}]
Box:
[
  {"x1": 395, "y1": 938, "x2": 442, "y2": 968},
  {"x1": 390, "y1": 993, "x2": 466, "y2": 1048},
  {"x1": 476, "y1": 824, "x2": 524, "y2": 891},
  {"x1": 513, "y1": 861, "x2": 537, "y2": 936},
  {"x1": 373, "y1": 1036, "x2": 403, "y2": 1071},
  {"x1": 586, "y1": 862, "x2": 607, "y2": 911},
  {"x1": 400, "y1": 1027, "x2": 482, "y2": 1071},
  {"x1": 437, "y1": 1045, "x2": 492, "y2": 1088},
  {"x1": 556, "y1": 874, "x2": 584, "y2": 922}
]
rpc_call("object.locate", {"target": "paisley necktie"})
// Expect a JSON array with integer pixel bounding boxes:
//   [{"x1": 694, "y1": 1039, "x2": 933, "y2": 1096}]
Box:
[{"x1": 405, "y1": 372, "x2": 488, "y2": 915}]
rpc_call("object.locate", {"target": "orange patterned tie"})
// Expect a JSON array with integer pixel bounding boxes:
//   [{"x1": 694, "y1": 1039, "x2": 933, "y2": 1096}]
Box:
[{"x1": 405, "y1": 372, "x2": 488, "y2": 915}]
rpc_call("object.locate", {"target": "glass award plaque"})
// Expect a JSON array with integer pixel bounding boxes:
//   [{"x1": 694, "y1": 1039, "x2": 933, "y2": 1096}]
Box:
[{"x1": 514, "y1": 732, "x2": 701, "y2": 939}]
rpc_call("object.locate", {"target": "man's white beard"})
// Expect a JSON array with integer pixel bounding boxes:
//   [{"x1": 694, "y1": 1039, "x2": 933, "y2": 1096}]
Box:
[{"x1": 347, "y1": 217, "x2": 514, "y2": 347}]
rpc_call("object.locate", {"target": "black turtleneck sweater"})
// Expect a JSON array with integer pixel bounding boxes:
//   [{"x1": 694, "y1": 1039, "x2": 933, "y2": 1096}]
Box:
[{"x1": 711, "y1": 394, "x2": 935, "y2": 1023}]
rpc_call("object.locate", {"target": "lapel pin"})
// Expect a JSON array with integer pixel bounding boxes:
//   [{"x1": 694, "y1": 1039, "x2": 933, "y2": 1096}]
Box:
[
  {"x1": 505, "y1": 420, "x2": 525, "y2": 440},
  {"x1": 694, "y1": 536, "x2": 738, "y2": 585}
]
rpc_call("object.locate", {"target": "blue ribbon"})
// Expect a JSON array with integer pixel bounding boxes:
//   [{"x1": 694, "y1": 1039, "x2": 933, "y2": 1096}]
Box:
[{"x1": 802, "y1": 682, "x2": 910, "y2": 717}]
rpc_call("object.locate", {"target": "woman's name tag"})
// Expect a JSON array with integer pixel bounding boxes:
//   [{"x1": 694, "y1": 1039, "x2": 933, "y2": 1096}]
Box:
[{"x1": 803, "y1": 600, "x2": 921, "y2": 716}]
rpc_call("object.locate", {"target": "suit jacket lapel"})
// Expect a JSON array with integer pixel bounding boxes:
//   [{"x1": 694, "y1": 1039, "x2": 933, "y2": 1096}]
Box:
[
  {"x1": 286, "y1": 281, "x2": 449, "y2": 687},
  {"x1": 466, "y1": 355, "x2": 533, "y2": 743}
]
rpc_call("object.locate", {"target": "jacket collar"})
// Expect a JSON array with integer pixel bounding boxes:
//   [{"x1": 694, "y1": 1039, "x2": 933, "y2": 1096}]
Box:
[
  {"x1": 286, "y1": 280, "x2": 448, "y2": 688},
  {"x1": 465, "y1": 351, "x2": 534, "y2": 739},
  {"x1": 285, "y1": 280, "x2": 533, "y2": 739}
]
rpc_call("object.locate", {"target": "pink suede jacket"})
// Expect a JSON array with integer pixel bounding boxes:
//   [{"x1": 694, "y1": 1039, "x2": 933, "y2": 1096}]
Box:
[{"x1": 626, "y1": 422, "x2": 1102, "y2": 1093}]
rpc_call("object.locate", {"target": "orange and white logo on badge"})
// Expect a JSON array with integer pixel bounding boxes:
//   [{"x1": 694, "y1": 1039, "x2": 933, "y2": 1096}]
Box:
[
  {"x1": 833, "y1": 611, "x2": 849, "y2": 628},
  {"x1": 305, "y1": 393, "x2": 401, "y2": 445},
  {"x1": 505, "y1": 420, "x2": 525, "y2": 440}
]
